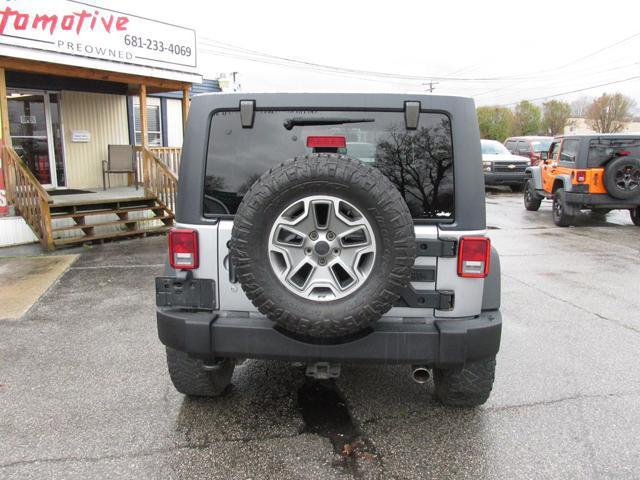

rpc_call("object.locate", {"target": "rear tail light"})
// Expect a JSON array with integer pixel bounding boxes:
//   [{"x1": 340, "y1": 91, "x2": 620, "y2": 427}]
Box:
[
  {"x1": 169, "y1": 228, "x2": 199, "y2": 269},
  {"x1": 618, "y1": 150, "x2": 631, "y2": 156},
  {"x1": 576, "y1": 170, "x2": 587, "y2": 183},
  {"x1": 306, "y1": 136, "x2": 346, "y2": 148},
  {"x1": 457, "y1": 237, "x2": 490, "y2": 278}
]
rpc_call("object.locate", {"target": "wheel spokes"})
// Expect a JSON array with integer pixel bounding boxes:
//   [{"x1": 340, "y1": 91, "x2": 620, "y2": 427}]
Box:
[{"x1": 268, "y1": 195, "x2": 377, "y2": 301}]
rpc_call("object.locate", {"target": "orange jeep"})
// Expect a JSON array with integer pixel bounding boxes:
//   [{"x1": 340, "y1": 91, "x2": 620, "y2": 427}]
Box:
[{"x1": 523, "y1": 134, "x2": 640, "y2": 226}]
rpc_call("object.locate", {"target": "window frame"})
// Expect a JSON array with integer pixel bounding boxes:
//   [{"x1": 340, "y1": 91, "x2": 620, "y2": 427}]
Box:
[
  {"x1": 133, "y1": 97, "x2": 163, "y2": 147},
  {"x1": 517, "y1": 140, "x2": 530, "y2": 155},
  {"x1": 548, "y1": 141, "x2": 561, "y2": 161},
  {"x1": 558, "y1": 138, "x2": 579, "y2": 165},
  {"x1": 202, "y1": 106, "x2": 456, "y2": 225}
]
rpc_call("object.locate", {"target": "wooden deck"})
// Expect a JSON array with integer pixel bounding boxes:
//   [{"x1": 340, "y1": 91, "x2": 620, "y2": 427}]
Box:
[
  {"x1": 48, "y1": 189, "x2": 173, "y2": 248},
  {"x1": 2, "y1": 145, "x2": 178, "y2": 250},
  {"x1": 48, "y1": 187, "x2": 147, "y2": 206}
]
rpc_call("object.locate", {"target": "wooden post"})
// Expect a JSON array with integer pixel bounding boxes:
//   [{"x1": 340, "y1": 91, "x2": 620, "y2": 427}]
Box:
[
  {"x1": 0, "y1": 68, "x2": 9, "y2": 140},
  {"x1": 139, "y1": 84, "x2": 149, "y2": 191},
  {"x1": 0, "y1": 68, "x2": 10, "y2": 216},
  {"x1": 181, "y1": 85, "x2": 190, "y2": 130}
]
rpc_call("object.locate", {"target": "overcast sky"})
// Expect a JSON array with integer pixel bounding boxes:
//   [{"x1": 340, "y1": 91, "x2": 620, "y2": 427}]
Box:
[{"x1": 113, "y1": 0, "x2": 640, "y2": 109}]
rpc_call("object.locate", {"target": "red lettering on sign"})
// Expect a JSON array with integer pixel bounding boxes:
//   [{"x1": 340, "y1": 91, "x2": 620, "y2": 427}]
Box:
[
  {"x1": 33, "y1": 14, "x2": 58, "y2": 34},
  {"x1": 99, "y1": 15, "x2": 113, "y2": 32},
  {"x1": 74, "y1": 10, "x2": 92, "y2": 34},
  {"x1": 0, "y1": 7, "x2": 18, "y2": 35},
  {"x1": 14, "y1": 12, "x2": 28, "y2": 30},
  {"x1": 115, "y1": 16, "x2": 128, "y2": 31},
  {"x1": 61, "y1": 14, "x2": 74, "y2": 30},
  {"x1": 0, "y1": 6, "x2": 129, "y2": 36}
]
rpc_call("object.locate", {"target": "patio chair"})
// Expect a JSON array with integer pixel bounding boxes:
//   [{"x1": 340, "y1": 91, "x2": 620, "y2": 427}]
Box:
[{"x1": 102, "y1": 144, "x2": 138, "y2": 190}]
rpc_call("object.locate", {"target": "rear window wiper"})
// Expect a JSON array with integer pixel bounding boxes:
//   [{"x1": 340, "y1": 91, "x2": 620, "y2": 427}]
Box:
[{"x1": 283, "y1": 117, "x2": 375, "y2": 130}]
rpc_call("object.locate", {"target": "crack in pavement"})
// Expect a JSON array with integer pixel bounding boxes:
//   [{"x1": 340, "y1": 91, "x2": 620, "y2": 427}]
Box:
[
  {"x1": 358, "y1": 390, "x2": 640, "y2": 428},
  {"x1": 486, "y1": 390, "x2": 640, "y2": 412},
  {"x1": 0, "y1": 432, "x2": 302, "y2": 470},
  {"x1": 503, "y1": 272, "x2": 640, "y2": 335}
]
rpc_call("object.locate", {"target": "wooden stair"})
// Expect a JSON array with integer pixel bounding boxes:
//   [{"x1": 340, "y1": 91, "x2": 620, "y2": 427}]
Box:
[{"x1": 49, "y1": 196, "x2": 174, "y2": 248}]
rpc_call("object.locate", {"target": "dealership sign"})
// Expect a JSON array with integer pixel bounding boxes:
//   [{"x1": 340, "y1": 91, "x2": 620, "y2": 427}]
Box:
[{"x1": 0, "y1": 0, "x2": 199, "y2": 80}]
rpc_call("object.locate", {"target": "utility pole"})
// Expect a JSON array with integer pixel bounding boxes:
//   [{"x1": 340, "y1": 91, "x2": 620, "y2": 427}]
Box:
[
  {"x1": 231, "y1": 72, "x2": 239, "y2": 92},
  {"x1": 422, "y1": 81, "x2": 439, "y2": 93}
]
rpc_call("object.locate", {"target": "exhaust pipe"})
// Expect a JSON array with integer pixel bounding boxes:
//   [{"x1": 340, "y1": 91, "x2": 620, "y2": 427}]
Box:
[{"x1": 411, "y1": 366, "x2": 430, "y2": 384}]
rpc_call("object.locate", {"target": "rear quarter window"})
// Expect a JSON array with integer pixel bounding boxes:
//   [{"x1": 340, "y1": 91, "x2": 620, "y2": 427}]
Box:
[
  {"x1": 588, "y1": 137, "x2": 640, "y2": 167},
  {"x1": 203, "y1": 109, "x2": 455, "y2": 222}
]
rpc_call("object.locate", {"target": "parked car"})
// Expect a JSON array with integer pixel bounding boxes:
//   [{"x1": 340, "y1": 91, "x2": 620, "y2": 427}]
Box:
[
  {"x1": 505, "y1": 136, "x2": 553, "y2": 165},
  {"x1": 524, "y1": 134, "x2": 640, "y2": 226},
  {"x1": 481, "y1": 139, "x2": 530, "y2": 190},
  {"x1": 156, "y1": 93, "x2": 502, "y2": 407}
]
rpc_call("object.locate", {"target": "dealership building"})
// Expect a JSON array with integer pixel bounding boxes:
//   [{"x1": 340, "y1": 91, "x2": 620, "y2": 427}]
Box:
[{"x1": 0, "y1": 0, "x2": 216, "y2": 248}]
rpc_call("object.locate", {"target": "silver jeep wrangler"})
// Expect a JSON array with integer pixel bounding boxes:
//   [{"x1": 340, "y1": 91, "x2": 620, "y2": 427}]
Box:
[{"x1": 156, "y1": 93, "x2": 501, "y2": 407}]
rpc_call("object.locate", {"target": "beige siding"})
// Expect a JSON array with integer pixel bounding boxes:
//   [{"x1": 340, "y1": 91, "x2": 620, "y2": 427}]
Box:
[
  {"x1": 565, "y1": 117, "x2": 640, "y2": 135},
  {"x1": 165, "y1": 98, "x2": 184, "y2": 147},
  {"x1": 61, "y1": 91, "x2": 130, "y2": 189}
]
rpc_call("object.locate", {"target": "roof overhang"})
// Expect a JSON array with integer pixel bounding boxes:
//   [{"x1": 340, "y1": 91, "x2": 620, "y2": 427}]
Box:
[{"x1": 0, "y1": 54, "x2": 195, "y2": 93}]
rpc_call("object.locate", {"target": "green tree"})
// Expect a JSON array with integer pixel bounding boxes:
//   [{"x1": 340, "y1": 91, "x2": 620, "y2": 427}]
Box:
[
  {"x1": 542, "y1": 100, "x2": 572, "y2": 135},
  {"x1": 586, "y1": 93, "x2": 635, "y2": 133},
  {"x1": 476, "y1": 106, "x2": 513, "y2": 141},
  {"x1": 513, "y1": 100, "x2": 541, "y2": 135}
]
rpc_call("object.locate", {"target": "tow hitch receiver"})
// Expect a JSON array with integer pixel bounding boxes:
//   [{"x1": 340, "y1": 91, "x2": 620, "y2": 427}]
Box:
[{"x1": 305, "y1": 362, "x2": 341, "y2": 380}]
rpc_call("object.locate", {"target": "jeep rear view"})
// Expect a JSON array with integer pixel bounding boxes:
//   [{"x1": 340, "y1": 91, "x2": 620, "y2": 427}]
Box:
[{"x1": 155, "y1": 93, "x2": 502, "y2": 407}]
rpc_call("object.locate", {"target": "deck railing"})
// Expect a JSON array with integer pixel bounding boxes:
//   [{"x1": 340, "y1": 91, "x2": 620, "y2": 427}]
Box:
[
  {"x1": 1, "y1": 143, "x2": 54, "y2": 250},
  {"x1": 149, "y1": 147, "x2": 181, "y2": 176},
  {"x1": 136, "y1": 146, "x2": 178, "y2": 215}
]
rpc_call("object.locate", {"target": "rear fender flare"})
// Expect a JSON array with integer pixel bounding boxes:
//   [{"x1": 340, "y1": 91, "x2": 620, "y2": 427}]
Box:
[{"x1": 553, "y1": 174, "x2": 573, "y2": 193}]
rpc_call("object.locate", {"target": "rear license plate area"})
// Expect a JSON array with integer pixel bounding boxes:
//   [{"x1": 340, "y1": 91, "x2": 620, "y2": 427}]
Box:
[{"x1": 155, "y1": 277, "x2": 216, "y2": 310}]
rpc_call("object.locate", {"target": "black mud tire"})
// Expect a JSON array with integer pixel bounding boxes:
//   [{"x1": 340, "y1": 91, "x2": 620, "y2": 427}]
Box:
[
  {"x1": 603, "y1": 156, "x2": 640, "y2": 200},
  {"x1": 166, "y1": 347, "x2": 234, "y2": 397},
  {"x1": 523, "y1": 179, "x2": 543, "y2": 211},
  {"x1": 433, "y1": 357, "x2": 496, "y2": 407},
  {"x1": 552, "y1": 188, "x2": 574, "y2": 227},
  {"x1": 630, "y1": 207, "x2": 640, "y2": 226},
  {"x1": 230, "y1": 154, "x2": 416, "y2": 339}
]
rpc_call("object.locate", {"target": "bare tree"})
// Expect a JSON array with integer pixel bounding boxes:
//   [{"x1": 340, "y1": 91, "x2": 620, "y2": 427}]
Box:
[
  {"x1": 570, "y1": 96, "x2": 592, "y2": 117},
  {"x1": 586, "y1": 93, "x2": 635, "y2": 133},
  {"x1": 375, "y1": 120, "x2": 453, "y2": 217}
]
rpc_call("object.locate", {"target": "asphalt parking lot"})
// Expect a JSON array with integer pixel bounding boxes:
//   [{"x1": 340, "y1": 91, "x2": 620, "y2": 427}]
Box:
[{"x1": 1, "y1": 192, "x2": 639, "y2": 479}]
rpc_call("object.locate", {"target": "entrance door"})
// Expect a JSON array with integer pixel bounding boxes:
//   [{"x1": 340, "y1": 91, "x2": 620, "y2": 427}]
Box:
[{"x1": 7, "y1": 90, "x2": 65, "y2": 188}]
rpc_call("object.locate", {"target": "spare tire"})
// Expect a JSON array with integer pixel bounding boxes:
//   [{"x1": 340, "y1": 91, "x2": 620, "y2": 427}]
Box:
[
  {"x1": 603, "y1": 156, "x2": 640, "y2": 200},
  {"x1": 230, "y1": 154, "x2": 416, "y2": 339}
]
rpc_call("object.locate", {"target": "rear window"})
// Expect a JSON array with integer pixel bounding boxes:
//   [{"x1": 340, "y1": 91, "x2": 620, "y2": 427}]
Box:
[
  {"x1": 481, "y1": 140, "x2": 509, "y2": 155},
  {"x1": 588, "y1": 137, "x2": 640, "y2": 167},
  {"x1": 531, "y1": 140, "x2": 551, "y2": 152},
  {"x1": 203, "y1": 109, "x2": 454, "y2": 221}
]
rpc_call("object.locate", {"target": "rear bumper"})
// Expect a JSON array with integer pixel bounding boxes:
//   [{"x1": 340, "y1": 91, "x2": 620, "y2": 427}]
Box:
[
  {"x1": 564, "y1": 192, "x2": 640, "y2": 209},
  {"x1": 157, "y1": 309, "x2": 502, "y2": 367},
  {"x1": 484, "y1": 171, "x2": 527, "y2": 186}
]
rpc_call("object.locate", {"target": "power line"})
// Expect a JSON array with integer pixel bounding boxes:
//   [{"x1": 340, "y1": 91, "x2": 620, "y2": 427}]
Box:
[
  {"x1": 473, "y1": 32, "x2": 640, "y2": 99},
  {"x1": 199, "y1": 47, "x2": 425, "y2": 88},
  {"x1": 500, "y1": 75, "x2": 640, "y2": 106},
  {"x1": 198, "y1": 37, "x2": 529, "y2": 82},
  {"x1": 475, "y1": 61, "x2": 640, "y2": 102}
]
